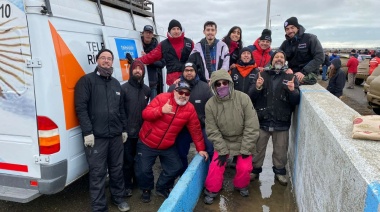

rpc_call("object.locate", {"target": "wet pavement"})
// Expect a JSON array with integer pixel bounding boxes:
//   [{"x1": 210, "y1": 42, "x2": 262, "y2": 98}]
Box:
[{"x1": 194, "y1": 140, "x2": 297, "y2": 212}]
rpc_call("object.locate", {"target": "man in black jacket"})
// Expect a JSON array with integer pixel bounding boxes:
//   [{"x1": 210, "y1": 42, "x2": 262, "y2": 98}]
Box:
[
  {"x1": 121, "y1": 60, "x2": 151, "y2": 197},
  {"x1": 248, "y1": 51, "x2": 300, "y2": 186},
  {"x1": 74, "y1": 49, "x2": 130, "y2": 211},
  {"x1": 141, "y1": 25, "x2": 165, "y2": 98},
  {"x1": 279, "y1": 17, "x2": 324, "y2": 85},
  {"x1": 168, "y1": 62, "x2": 214, "y2": 174}
]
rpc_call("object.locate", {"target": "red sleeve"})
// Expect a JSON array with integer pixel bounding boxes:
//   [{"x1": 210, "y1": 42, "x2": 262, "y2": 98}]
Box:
[
  {"x1": 138, "y1": 43, "x2": 163, "y2": 65},
  {"x1": 142, "y1": 94, "x2": 163, "y2": 121},
  {"x1": 187, "y1": 107, "x2": 205, "y2": 151}
]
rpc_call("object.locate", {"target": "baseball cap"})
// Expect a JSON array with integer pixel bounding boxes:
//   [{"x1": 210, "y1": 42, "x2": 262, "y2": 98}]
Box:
[
  {"x1": 175, "y1": 80, "x2": 191, "y2": 92},
  {"x1": 143, "y1": 25, "x2": 154, "y2": 33}
]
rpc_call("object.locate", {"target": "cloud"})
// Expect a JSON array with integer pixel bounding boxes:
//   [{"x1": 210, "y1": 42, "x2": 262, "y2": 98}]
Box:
[{"x1": 151, "y1": 0, "x2": 380, "y2": 49}]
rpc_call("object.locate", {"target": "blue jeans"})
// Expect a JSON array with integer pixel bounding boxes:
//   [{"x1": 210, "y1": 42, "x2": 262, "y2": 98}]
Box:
[
  {"x1": 322, "y1": 65, "x2": 328, "y2": 80},
  {"x1": 150, "y1": 87, "x2": 157, "y2": 100},
  {"x1": 176, "y1": 127, "x2": 214, "y2": 175},
  {"x1": 134, "y1": 140, "x2": 182, "y2": 191}
]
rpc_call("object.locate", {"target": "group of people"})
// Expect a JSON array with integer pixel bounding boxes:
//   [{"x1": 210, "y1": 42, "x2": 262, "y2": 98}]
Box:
[{"x1": 74, "y1": 16, "x2": 326, "y2": 211}]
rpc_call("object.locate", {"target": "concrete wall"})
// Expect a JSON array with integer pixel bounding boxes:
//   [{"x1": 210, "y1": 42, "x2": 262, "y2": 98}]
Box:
[
  {"x1": 288, "y1": 84, "x2": 380, "y2": 211},
  {"x1": 158, "y1": 155, "x2": 208, "y2": 212}
]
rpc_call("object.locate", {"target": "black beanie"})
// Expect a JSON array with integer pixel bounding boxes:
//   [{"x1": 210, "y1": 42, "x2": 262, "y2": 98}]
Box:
[
  {"x1": 96, "y1": 48, "x2": 114, "y2": 61},
  {"x1": 260, "y1": 29, "x2": 272, "y2": 41},
  {"x1": 168, "y1": 19, "x2": 182, "y2": 32},
  {"x1": 239, "y1": 47, "x2": 253, "y2": 58},
  {"x1": 284, "y1": 17, "x2": 299, "y2": 29}
]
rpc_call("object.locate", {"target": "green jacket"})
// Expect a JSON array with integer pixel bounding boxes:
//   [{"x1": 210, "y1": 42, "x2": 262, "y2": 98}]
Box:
[{"x1": 205, "y1": 70, "x2": 260, "y2": 156}]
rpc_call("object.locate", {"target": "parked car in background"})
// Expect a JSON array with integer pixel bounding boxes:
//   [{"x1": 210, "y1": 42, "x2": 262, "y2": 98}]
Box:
[
  {"x1": 364, "y1": 66, "x2": 380, "y2": 93},
  {"x1": 339, "y1": 54, "x2": 370, "y2": 85}
]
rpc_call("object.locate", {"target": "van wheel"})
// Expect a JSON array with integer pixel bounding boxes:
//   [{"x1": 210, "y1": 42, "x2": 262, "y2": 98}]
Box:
[
  {"x1": 355, "y1": 79, "x2": 364, "y2": 85},
  {"x1": 373, "y1": 108, "x2": 380, "y2": 115}
]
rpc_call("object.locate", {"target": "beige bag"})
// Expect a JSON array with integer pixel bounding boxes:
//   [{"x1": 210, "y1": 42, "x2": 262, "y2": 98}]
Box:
[{"x1": 352, "y1": 115, "x2": 380, "y2": 141}]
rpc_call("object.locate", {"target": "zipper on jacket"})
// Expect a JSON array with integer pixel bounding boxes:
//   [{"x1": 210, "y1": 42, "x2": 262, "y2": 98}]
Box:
[
  {"x1": 156, "y1": 105, "x2": 179, "y2": 149},
  {"x1": 105, "y1": 82, "x2": 111, "y2": 135}
]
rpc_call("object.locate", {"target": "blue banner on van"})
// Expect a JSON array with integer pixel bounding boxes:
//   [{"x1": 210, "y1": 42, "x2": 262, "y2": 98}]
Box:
[{"x1": 114, "y1": 38, "x2": 138, "y2": 59}]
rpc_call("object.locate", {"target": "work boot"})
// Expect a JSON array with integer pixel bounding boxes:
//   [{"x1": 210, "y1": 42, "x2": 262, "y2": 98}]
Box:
[
  {"x1": 275, "y1": 174, "x2": 288, "y2": 186},
  {"x1": 113, "y1": 201, "x2": 130, "y2": 212},
  {"x1": 140, "y1": 190, "x2": 151, "y2": 203},
  {"x1": 235, "y1": 187, "x2": 249, "y2": 197},
  {"x1": 250, "y1": 173, "x2": 259, "y2": 181},
  {"x1": 156, "y1": 188, "x2": 170, "y2": 198},
  {"x1": 203, "y1": 189, "x2": 218, "y2": 205}
]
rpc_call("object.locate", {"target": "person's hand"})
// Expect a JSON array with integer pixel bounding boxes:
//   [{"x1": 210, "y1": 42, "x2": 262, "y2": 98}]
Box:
[
  {"x1": 162, "y1": 99, "x2": 175, "y2": 114},
  {"x1": 294, "y1": 72, "x2": 304, "y2": 82},
  {"x1": 242, "y1": 154, "x2": 250, "y2": 159},
  {"x1": 126, "y1": 53, "x2": 134, "y2": 64},
  {"x1": 198, "y1": 151, "x2": 209, "y2": 161},
  {"x1": 258, "y1": 67, "x2": 264, "y2": 72},
  {"x1": 214, "y1": 154, "x2": 227, "y2": 167},
  {"x1": 256, "y1": 72, "x2": 264, "y2": 89},
  {"x1": 286, "y1": 76, "x2": 296, "y2": 91},
  {"x1": 84, "y1": 134, "x2": 95, "y2": 147},
  {"x1": 122, "y1": 132, "x2": 128, "y2": 143},
  {"x1": 285, "y1": 68, "x2": 293, "y2": 74},
  {"x1": 173, "y1": 78, "x2": 181, "y2": 85},
  {"x1": 141, "y1": 51, "x2": 146, "y2": 56},
  {"x1": 230, "y1": 63, "x2": 236, "y2": 69}
]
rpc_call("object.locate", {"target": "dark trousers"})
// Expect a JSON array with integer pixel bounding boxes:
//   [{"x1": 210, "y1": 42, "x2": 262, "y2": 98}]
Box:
[
  {"x1": 135, "y1": 140, "x2": 182, "y2": 191},
  {"x1": 123, "y1": 137, "x2": 138, "y2": 190},
  {"x1": 176, "y1": 128, "x2": 214, "y2": 175},
  {"x1": 85, "y1": 136, "x2": 125, "y2": 212}
]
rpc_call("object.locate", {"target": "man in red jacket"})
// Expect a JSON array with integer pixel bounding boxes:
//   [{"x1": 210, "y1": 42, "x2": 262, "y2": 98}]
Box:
[
  {"x1": 347, "y1": 50, "x2": 359, "y2": 89},
  {"x1": 136, "y1": 19, "x2": 194, "y2": 85},
  {"x1": 135, "y1": 81, "x2": 209, "y2": 203}
]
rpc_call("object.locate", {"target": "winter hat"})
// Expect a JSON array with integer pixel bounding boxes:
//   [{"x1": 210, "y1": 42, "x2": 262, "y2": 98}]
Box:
[
  {"x1": 376, "y1": 50, "x2": 380, "y2": 58},
  {"x1": 330, "y1": 58, "x2": 341, "y2": 69},
  {"x1": 175, "y1": 80, "x2": 191, "y2": 92},
  {"x1": 96, "y1": 48, "x2": 114, "y2": 61},
  {"x1": 168, "y1": 19, "x2": 182, "y2": 32},
  {"x1": 351, "y1": 49, "x2": 356, "y2": 54},
  {"x1": 260, "y1": 29, "x2": 272, "y2": 41},
  {"x1": 239, "y1": 47, "x2": 253, "y2": 58},
  {"x1": 284, "y1": 17, "x2": 299, "y2": 29},
  {"x1": 131, "y1": 60, "x2": 144, "y2": 72},
  {"x1": 183, "y1": 62, "x2": 197, "y2": 72},
  {"x1": 270, "y1": 50, "x2": 286, "y2": 66}
]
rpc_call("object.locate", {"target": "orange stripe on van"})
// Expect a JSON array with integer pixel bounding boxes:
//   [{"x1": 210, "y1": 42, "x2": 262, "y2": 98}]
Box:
[{"x1": 49, "y1": 22, "x2": 85, "y2": 130}]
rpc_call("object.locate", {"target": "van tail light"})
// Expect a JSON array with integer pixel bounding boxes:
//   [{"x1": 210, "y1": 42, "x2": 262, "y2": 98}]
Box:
[{"x1": 37, "y1": 116, "x2": 60, "y2": 154}]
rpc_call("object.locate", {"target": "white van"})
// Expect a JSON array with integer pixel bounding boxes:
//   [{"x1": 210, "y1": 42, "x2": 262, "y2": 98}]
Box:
[{"x1": 0, "y1": 0, "x2": 165, "y2": 203}]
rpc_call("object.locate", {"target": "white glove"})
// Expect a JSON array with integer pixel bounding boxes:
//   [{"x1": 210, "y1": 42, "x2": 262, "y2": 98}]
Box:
[
  {"x1": 122, "y1": 132, "x2": 128, "y2": 143},
  {"x1": 84, "y1": 134, "x2": 95, "y2": 147}
]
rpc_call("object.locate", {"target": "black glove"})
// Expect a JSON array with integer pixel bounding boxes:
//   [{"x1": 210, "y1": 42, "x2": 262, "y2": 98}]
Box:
[
  {"x1": 242, "y1": 154, "x2": 250, "y2": 159},
  {"x1": 214, "y1": 155, "x2": 227, "y2": 167},
  {"x1": 126, "y1": 53, "x2": 134, "y2": 64}
]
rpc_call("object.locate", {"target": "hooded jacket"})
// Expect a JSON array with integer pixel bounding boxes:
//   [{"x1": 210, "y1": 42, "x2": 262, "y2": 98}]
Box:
[
  {"x1": 327, "y1": 59, "x2": 346, "y2": 98},
  {"x1": 279, "y1": 25, "x2": 324, "y2": 75},
  {"x1": 205, "y1": 70, "x2": 259, "y2": 156},
  {"x1": 75, "y1": 68, "x2": 127, "y2": 138},
  {"x1": 250, "y1": 37, "x2": 272, "y2": 68},
  {"x1": 121, "y1": 63, "x2": 151, "y2": 138},
  {"x1": 139, "y1": 92, "x2": 205, "y2": 151}
]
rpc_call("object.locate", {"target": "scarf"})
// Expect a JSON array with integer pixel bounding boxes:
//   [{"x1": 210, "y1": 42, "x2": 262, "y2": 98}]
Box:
[
  {"x1": 216, "y1": 86, "x2": 230, "y2": 98},
  {"x1": 97, "y1": 66, "x2": 113, "y2": 77},
  {"x1": 229, "y1": 41, "x2": 239, "y2": 55},
  {"x1": 235, "y1": 64, "x2": 257, "y2": 78}
]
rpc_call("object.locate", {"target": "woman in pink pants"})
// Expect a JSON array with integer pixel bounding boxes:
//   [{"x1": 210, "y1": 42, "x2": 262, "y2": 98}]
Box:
[{"x1": 203, "y1": 70, "x2": 260, "y2": 205}]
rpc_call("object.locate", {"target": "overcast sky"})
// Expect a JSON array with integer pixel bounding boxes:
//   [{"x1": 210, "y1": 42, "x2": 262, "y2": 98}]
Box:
[{"x1": 151, "y1": 0, "x2": 380, "y2": 49}]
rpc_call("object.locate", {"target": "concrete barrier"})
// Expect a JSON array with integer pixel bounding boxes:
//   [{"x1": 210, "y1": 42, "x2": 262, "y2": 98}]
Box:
[
  {"x1": 158, "y1": 154, "x2": 209, "y2": 212},
  {"x1": 288, "y1": 84, "x2": 380, "y2": 211}
]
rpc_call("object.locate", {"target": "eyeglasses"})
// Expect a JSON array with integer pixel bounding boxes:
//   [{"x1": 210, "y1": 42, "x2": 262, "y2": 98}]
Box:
[
  {"x1": 215, "y1": 81, "x2": 229, "y2": 87},
  {"x1": 177, "y1": 90, "x2": 191, "y2": 96},
  {"x1": 99, "y1": 56, "x2": 113, "y2": 61}
]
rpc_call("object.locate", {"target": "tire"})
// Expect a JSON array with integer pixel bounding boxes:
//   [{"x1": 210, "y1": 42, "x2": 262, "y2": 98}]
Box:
[
  {"x1": 355, "y1": 78, "x2": 364, "y2": 85},
  {"x1": 373, "y1": 108, "x2": 380, "y2": 115}
]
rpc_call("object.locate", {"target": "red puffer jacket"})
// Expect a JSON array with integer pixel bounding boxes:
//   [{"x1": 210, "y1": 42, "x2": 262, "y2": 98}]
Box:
[
  {"x1": 252, "y1": 38, "x2": 272, "y2": 68},
  {"x1": 139, "y1": 92, "x2": 205, "y2": 151}
]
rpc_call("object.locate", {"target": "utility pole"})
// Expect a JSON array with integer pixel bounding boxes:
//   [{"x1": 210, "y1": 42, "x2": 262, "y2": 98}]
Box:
[{"x1": 265, "y1": 0, "x2": 271, "y2": 29}]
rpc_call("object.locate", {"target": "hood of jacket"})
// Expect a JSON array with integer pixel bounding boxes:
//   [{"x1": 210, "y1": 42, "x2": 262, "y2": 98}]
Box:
[
  {"x1": 331, "y1": 58, "x2": 341, "y2": 70},
  {"x1": 128, "y1": 60, "x2": 146, "y2": 88},
  {"x1": 210, "y1": 70, "x2": 234, "y2": 101},
  {"x1": 253, "y1": 37, "x2": 272, "y2": 55}
]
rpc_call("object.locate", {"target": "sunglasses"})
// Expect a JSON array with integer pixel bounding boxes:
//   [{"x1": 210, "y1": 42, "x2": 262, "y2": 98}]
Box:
[
  {"x1": 177, "y1": 90, "x2": 191, "y2": 96},
  {"x1": 215, "y1": 81, "x2": 229, "y2": 87}
]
